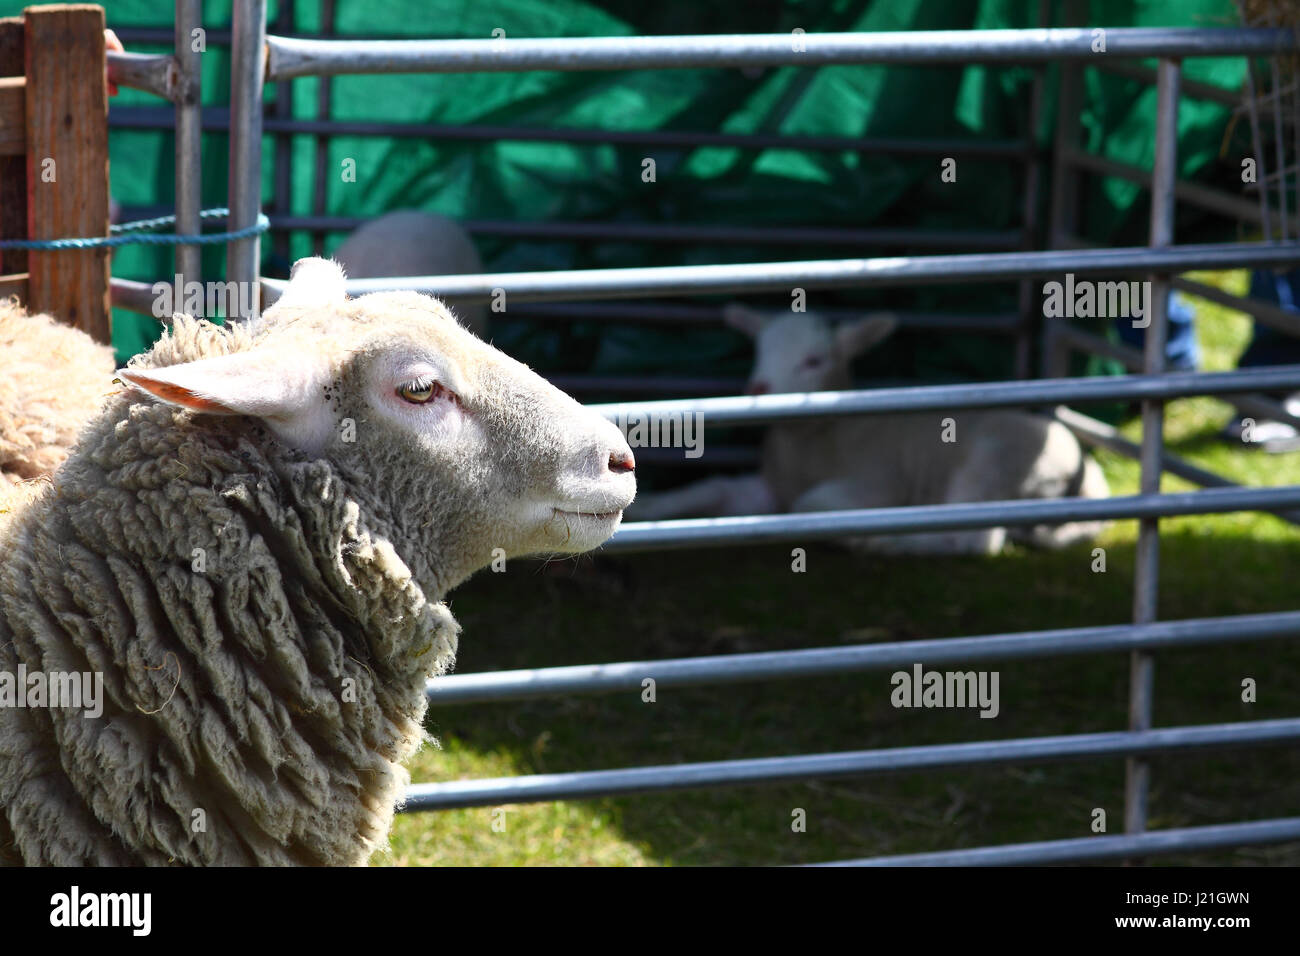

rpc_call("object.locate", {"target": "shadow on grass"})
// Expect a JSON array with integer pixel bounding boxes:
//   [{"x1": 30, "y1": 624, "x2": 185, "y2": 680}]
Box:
[{"x1": 410, "y1": 524, "x2": 1300, "y2": 866}]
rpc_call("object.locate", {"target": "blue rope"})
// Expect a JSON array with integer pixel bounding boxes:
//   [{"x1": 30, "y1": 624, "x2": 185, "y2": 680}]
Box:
[{"x1": 0, "y1": 207, "x2": 270, "y2": 250}]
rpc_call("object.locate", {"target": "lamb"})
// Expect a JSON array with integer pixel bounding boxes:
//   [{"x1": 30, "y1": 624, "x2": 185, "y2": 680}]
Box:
[
  {"x1": 0, "y1": 258, "x2": 636, "y2": 865},
  {"x1": 627, "y1": 305, "x2": 1107, "y2": 554},
  {"x1": 331, "y1": 210, "x2": 489, "y2": 337},
  {"x1": 0, "y1": 299, "x2": 116, "y2": 489}
]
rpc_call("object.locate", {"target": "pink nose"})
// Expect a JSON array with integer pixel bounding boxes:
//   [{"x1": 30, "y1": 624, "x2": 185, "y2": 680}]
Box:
[
  {"x1": 609, "y1": 449, "x2": 635, "y2": 474},
  {"x1": 745, "y1": 381, "x2": 770, "y2": 395}
]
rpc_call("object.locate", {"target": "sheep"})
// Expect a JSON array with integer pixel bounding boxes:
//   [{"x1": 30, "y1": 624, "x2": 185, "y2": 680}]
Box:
[
  {"x1": 626, "y1": 305, "x2": 1107, "y2": 554},
  {"x1": 0, "y1": 299, "x2": 116, "y2": 489},
  {"x1": 331, "y1": 210, "x2": 488, "y2": 338},
  {"x1": 0, "y1": 258, "x2": 636, "y2": 866}
]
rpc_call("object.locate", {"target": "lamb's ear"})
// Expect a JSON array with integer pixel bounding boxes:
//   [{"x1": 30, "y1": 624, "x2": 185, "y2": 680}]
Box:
[
  {"x1": 117, "y1": 351, "x2": 335, "y2": 451},
  {"x1": 723, "y1": 304, "x2": 768, "y2": 338},
  {"x1": 836, "y1": 313, "x2": 898, "y2": 358},
  {"x1": 274, "y1": 257, "x2": 348, "y2": 311}
]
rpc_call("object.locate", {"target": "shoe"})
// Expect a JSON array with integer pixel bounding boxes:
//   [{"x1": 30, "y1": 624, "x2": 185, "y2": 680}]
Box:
[{"x1": 1221, "y1": 393, "x2": 1300, "y2": 452}]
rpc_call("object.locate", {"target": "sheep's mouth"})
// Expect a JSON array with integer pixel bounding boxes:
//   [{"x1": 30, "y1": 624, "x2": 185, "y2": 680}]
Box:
[{"x1": 553, "y1": 508, "x2": 622, "y2": 521}]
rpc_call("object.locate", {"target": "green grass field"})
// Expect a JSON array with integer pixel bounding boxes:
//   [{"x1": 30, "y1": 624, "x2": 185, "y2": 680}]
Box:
[{"x1": 375, "y1": 271, "x2": 1300, "y2": 866}]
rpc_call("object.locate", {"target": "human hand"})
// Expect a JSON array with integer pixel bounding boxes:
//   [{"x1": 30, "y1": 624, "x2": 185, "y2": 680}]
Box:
[{"x1": 105, "y1": 28, "x2": 122, "y2": 96}]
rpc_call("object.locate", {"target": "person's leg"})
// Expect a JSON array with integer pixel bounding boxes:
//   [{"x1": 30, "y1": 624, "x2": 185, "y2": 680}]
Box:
[
  {"x1": 1114, "y1": 290, "x2": 1200, "y2": 371},
  {"x1": 1222, "y1": 268, "x2": 1300, "y2": 451},
  {"x1": 1238, "y1": 267, "x2": 1300, "y2": 368}
]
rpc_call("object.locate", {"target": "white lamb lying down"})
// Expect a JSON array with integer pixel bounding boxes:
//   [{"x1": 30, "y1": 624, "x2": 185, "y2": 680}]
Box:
[
  {"x1": 627, "y1": 305, "x2": 1108, "y2": 554},
  {"x1": 0, "y1": 259, "x2": 636, "y2": 866},
  {"x1": 332, "y1": 210, "x2": 488, "y2": 337}
]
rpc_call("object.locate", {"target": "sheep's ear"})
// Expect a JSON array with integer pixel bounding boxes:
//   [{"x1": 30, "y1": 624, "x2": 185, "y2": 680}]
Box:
[
  {"x1": 274, "y1": 257, "x2": 348, "y2": 310},
  {"x1": 117, "y1": 351, "x2": 335, "y2": 451},
  {"x1": 723, "y1": 304, "x2": 768, "y2": 338},
  {"x1": 836, "y1": 313, "x2": 898, "y2": 357}
]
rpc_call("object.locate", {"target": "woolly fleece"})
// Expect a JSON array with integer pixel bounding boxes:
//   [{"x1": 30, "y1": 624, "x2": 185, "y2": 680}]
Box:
[{"x1": 0, "y1": 299, "x2": 115, "y2": 488}]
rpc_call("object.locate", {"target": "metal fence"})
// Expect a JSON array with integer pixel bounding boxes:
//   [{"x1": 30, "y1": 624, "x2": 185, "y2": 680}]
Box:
[{"x1": 110, "y1": 1, "x2": 1300, "y2": 865}]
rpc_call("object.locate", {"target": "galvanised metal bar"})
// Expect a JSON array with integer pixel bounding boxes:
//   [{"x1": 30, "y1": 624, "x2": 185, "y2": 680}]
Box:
[
  {"x1": 1054, "y1": 323, "x2": 1300, "y2": 431},
  {"x1": 1053, "y1": 323, "x2": 1147, "y2": 366},
  {"x1": 109, "y1": 278, "x2": 160, "y2": 316},
  {"x1": 1293, "y1": 56, "x2": 1300, "y2": 243},
  {"x1": 400, "y1": 718, "x2": 1300, "y2": 811},
  {"x1": 115, "y1": 25, "x2": 233, "y2": 45},
  {"x1": 1093, "y1": 60, "x2": 1241, "y2": 106},
  {"x1": 587, "y1": 366, "x2": 1300, "y2": 428},
  {"x1": 604, "y1": 485, "x2": 1300, "y2": 551},
  {"x1": 312, "y1": 0, "x2": 335, "y2": 258},
  {"x1": 173, "y1": 0, "x2": 202, "y2": 292},
  {"x1": 109, "y1": 270, "x2": 1022, "y2": 331},
  {"x1": 507, "y1": 303, "x2": 1021, "y2": 331},
  {"x1": 551, "y1": 375, "x2": 745, "y2": 396},
  {"x1": 1243, "y1": 53, "x2": 1274, "y2": 240},
  {"x1": 270, "y1": 0, "x2": 296, "y2": 267},
  {"x1": 1270, "y1": 54, "x2": 1289, "y2": 239},
  {"x1": 634, "y1": 446, "x2": 758, "y2": 468},
  {"x1": 1042, "y1": 4, "x2": 1083, "y2": 380},
  {"x1": 812, "y1": 816, "x2": 1300, "y2": 866},
  {"x1": 226, "y1": 0, "x2": 266, "y2": 321},
  {"x1": 267, "y1": 215, "x2": 1023, "y2": 250},
  {"x1": 1062, "y1": 146, "x2": 1264, "y2": 225},
  {"x1": 259, "y1": 241, "x2": 1300, "y2": 305},
  {"x1": 979, "y1": 229, "x2": 1300, "y2": 339},
  {"x1": 108, "y1": 106, "x2": 1033, "y2": 159},
  {"x1": 265, "y1": 29, "x2": 1298, "y2": 81},
  {"x1": 1034, "y1": 234, "x2": 1300, "y2": 336},
  {"x1": 1172, "y1": 276, "x2": 1300, "y2": 339},
  {"x1": 1053, "y1": 405, "x2": 1300, "y2": 524},
  {"x1": 1127, "y1": 59, "x2": 1179, "y2": 842},
  {"x1": 111, "y1": 206, "x2": 1021, "y2": 253},
  {"x1": 105, "y1": 51, "x2": 177, "y2": 101},
  {"x1": 1013, "y1": 0, "x2": 1049, "y2": 380},
  {"x1": 425, "y1": 610, "x2": 1300, "y2": 706}
]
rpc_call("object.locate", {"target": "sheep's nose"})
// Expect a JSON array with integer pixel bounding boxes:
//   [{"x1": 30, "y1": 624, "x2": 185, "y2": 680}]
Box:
[
  {"x1": 609, "y1": 448, "x2": 636, "y2": 474},
  {"x1": 746, "y1": 381, "x2": 770, "y2": 395}
]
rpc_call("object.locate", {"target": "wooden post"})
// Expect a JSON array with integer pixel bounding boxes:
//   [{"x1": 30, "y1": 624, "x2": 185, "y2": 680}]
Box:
[
  {"x1": 23, "y1": 4, "x2": 110, "y2": 343},
  {"x1": 0, "y1": 16, "x2": 25, "y2": 284}
]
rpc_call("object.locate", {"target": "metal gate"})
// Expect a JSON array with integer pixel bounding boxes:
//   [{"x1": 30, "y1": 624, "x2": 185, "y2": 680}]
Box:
[{"x1": 108, "y1": 1, "x2": 1300, "y2": 865}]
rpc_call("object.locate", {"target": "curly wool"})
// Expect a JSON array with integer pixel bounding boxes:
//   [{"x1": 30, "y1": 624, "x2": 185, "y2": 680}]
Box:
[
  {"x1": 0, "y1": 316, "x2": 458, "y2": 866},
  {"x1": 0, "y1": 299, "x2": 115, "y2": 488}
]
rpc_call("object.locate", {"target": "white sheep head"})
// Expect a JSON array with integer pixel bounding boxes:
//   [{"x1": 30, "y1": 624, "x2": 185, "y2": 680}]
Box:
[
  {"x1": 724, "y1": 304, "x2": 898, "y2": 395},
  {"x1": 116, "y1": 258, "x2": 636, "y2": 591}
]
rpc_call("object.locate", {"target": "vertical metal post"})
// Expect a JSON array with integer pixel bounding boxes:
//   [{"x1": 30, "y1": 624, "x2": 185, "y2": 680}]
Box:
[
  {"x1": 1292, "y1": 65, "x2": 1300, "y2": 243},
  {"x1": 174, "y1": 0, "x2": 202, "y2": 293},
  {"x1": 1014, "y1": 0, "x2": 1049, "y2": 380},
  {"x1": 1126, "y1": 57, "x2": 1180, "y2": 843},
  {"x1": 1042, "y1": 0, "x2": 1085, "y2": 379},
  {"x1": 271, "y1": 0, "x2": 294, "y2": 266},
  {"x1": 1269, "y1": 53, "x2": 1289, "y2": 239},
  {"x1": 227, "y1": 0, "x2": 266, "y2": 320},
  {"x1": 312, "y1": 0, "x2": 335, "y2": 258},
  {"x1": 1242, "y1": 58, "x2": 1273, "y2": 241}
]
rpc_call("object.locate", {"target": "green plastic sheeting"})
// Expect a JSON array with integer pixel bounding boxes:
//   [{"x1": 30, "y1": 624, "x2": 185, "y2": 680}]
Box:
[{"x1": 3, "y1": 0, "x2": 1254, "y2": 385}]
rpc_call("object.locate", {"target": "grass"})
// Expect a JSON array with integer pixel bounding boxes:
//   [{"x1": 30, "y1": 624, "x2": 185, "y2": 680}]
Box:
[{"x1": 374, "y1": 270, "x2": 1300, "y2": 866}]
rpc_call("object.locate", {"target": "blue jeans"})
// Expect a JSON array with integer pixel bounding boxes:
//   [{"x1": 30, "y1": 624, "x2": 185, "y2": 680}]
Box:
[
  {"x1": 1237, "y1": 268, "x2": 1300, "y2": 369},
  {"x1": 1114, "y1": 291, "x2": 1200, "y2": 372}
]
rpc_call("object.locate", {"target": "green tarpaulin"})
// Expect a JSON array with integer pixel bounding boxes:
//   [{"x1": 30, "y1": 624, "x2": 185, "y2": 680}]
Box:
[{"x1": 4, "y1": 1, "x2": 1255, "y2": 383}]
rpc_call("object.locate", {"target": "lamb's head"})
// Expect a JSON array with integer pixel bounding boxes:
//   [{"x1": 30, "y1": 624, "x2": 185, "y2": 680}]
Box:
[
  {"x1": 724, "y1": 304, "x2": 898, "y2": 394},
  {"x1": 117, "y1": 258, "x2": 636, "y2": 590}
]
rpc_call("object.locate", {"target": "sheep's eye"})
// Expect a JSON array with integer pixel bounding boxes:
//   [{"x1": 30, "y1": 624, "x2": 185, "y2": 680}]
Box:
[
  {"x1": 397, "y1": 378, "x2": 443, "y2": 404},
  {"x1": 802, "y1": 356, "x2": 825, "y2": 369}
]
